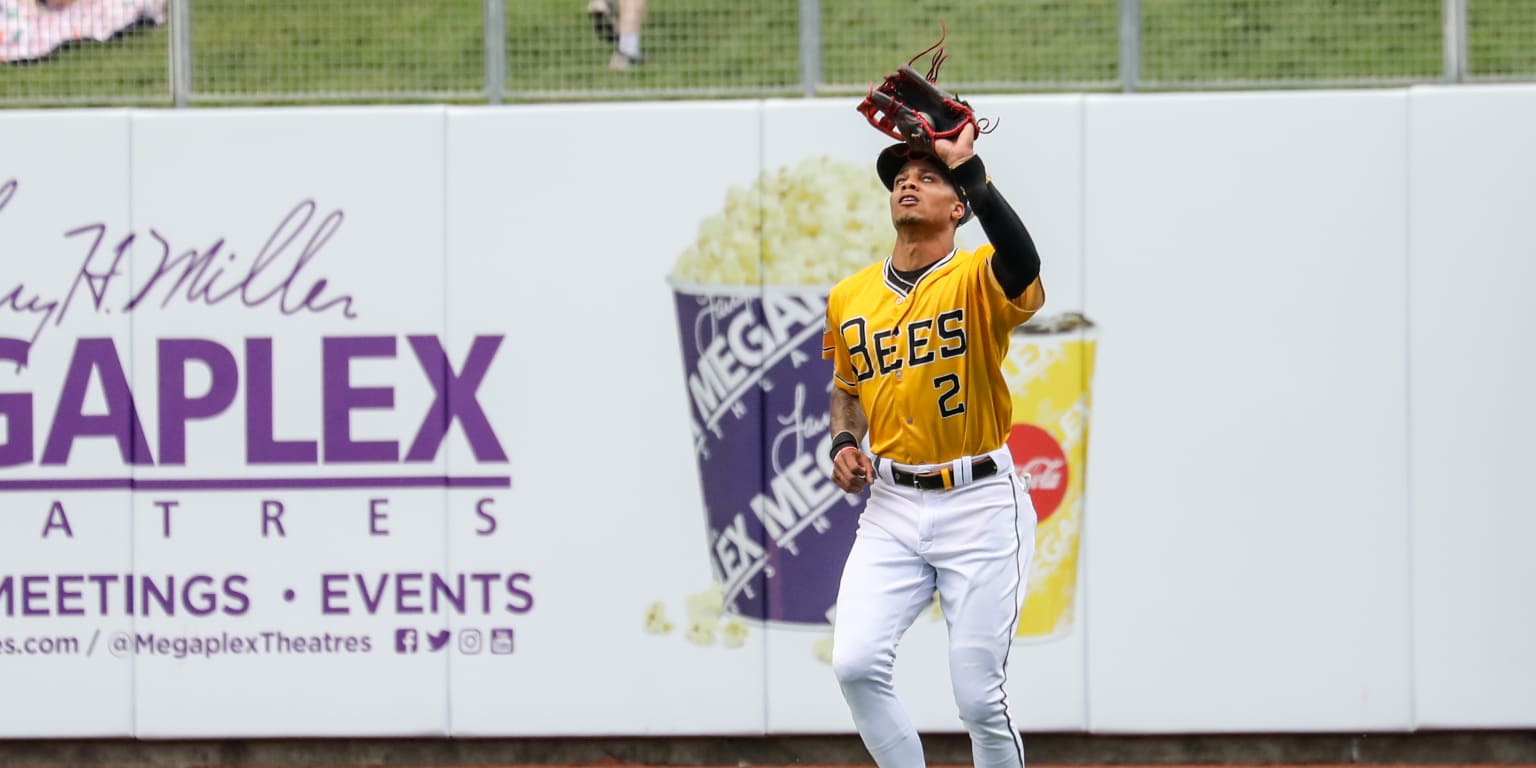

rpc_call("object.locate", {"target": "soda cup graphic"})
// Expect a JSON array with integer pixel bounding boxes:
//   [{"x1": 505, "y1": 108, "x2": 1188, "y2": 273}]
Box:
[
  {"x1": 1003, "y1": 312, "x2": 1097, "y2": 641},
  {"x1": 667, "y1": 157, "x2": 894, "y2": 626}
]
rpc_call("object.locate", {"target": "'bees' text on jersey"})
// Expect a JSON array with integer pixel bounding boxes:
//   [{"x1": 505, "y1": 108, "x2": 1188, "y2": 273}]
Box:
[{"x1": 823, "y1": 245, "x2": 1045, "y2": 465}]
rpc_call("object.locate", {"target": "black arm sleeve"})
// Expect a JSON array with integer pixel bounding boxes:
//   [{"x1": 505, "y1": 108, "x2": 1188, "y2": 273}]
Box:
[{"x1": 950, "y1": 155, "x2": 1041, "y2": 299}]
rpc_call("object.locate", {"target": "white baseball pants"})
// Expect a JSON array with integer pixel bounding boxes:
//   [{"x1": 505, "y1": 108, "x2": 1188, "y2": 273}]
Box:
[{"x1": 831, "y1": 447, "x2": 1036, "y2": 768}]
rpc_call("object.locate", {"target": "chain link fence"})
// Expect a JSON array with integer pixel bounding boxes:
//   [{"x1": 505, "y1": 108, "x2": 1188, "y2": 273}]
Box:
[
  {"x1": 1469, "y1": 0, "x2": 1536, "y2": 79},
  {"x1": 188, "y1": 0, "x2": 483, "y2": 102},
  {"x1": 1, "y1": 0, "x2": 1532, "y2": 106},
  {"x1": 1139, "y1": 0, "x2": 1443, "y2": 88}
]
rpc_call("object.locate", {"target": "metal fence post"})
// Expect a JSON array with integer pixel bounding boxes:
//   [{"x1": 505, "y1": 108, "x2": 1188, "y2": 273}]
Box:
[
  {"x1": 484, "y1": 0, "x2": 507, "y2": 103},
  {"x1": 1443, "y1": 0, "x2": 1467, "y2": 82},
  {"x1": 1119, "y1": 0, "x2": 1141, "y2": 92},
  {"x1": 170, "y1": 0, "x2": 192, "y2": 107},
  {"x1": 798, "y1": 0, "x2": 821, "y2": 97}
]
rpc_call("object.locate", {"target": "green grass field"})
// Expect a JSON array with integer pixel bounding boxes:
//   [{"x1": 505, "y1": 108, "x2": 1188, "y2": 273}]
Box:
[{"x1": 1, "y1": 0, "x2": 1533, "y2": 105}]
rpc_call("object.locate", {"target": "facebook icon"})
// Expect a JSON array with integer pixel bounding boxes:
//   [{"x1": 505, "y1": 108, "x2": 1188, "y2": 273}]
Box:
[{"x1": 395, "y1": 628, "x2": 419, "y2": 654}]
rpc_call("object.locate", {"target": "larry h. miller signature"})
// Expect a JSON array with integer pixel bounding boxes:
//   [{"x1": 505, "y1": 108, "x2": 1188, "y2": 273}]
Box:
[{"x1": 0, "y1": 177, "x2": 359, "y2": 353}]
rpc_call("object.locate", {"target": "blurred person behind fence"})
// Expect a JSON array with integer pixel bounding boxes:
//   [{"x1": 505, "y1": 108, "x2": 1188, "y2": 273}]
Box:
[
  {"x1": 587, "y1": 0, "x2": 646, "y2": 71},
  {"x1": 1, "y1": 0, "x2": 166, "y2": 64}
]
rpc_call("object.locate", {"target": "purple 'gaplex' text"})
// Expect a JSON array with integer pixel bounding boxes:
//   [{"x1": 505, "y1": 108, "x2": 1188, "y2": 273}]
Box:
[{"x1": 0, "y1": 335, "x2": 508, "y2": 467}]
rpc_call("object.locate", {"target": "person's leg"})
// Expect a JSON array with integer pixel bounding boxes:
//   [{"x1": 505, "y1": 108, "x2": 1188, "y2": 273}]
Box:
[
  {"x1": 932, "y1": 474, "x2": 1036, "y2": 768},
  {"x1": 610, "y1": 0, "x2": 646, "y2": 69},
  {"x1": 618, "y1": 0, "x2": 645, "y2": 45},
  {"x1": 831, "y1": 517, "x2": 936, "y2": 768}
]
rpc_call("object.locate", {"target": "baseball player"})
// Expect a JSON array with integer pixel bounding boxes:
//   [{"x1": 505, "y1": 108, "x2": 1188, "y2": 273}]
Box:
[{"x1": 822, "y1": 122, "x2": 1044, "y2": 768}]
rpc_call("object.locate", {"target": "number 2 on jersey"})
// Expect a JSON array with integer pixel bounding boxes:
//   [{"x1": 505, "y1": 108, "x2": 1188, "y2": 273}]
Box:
[{"x1": 933, "y1": 373, "x2": 966, "y2": 417}]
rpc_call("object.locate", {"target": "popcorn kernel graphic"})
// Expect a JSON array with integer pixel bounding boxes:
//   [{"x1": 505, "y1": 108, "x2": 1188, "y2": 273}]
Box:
[
  {"x1": 644, "y1": 601, "x2": 674, "y2": 635},
  {"x1": 721, "y1": 619, "x2": 748, "y2": 649},
  {"x1": 686, "y1": 620, "x2": 717, "y2": 646},
  {"x1": 811, "y1": 635, "x2": 834, "y2": 665}
]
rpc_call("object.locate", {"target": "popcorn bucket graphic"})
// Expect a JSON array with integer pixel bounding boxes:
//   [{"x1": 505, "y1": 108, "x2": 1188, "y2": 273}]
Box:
[
  {"x1": 670, "y1": 283, "x2": 863, "y2": 626},
  {"x1": 666, "y1": 157, "x2": 895, "y2": 626},
  {"x1": 1004, "y1": 312, "x2": 1097, "y2": 641}
]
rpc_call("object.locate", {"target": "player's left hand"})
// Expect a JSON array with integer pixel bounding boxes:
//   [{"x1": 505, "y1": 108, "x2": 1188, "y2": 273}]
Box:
[{"x1": 933, "y1": 122, "x2": 976, "y2": 169}]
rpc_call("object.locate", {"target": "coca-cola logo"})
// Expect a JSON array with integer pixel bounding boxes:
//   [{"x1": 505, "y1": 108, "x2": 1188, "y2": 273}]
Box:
[{"x1": 1005, "y1": 423, "x2": 1068, "y2": 522}]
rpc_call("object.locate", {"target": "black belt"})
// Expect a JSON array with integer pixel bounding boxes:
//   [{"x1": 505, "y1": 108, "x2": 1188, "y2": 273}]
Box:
[{"x1": 889, "y1": 456, "x2": 998, "y2": 491}]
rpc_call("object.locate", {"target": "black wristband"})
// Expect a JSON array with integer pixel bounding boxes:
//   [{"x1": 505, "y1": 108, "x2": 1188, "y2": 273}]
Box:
[
  {"x1": 949, "y1": 154, "x2": 988, "y2": 197},
  {"x1": 829, "y1": 431, "x2": 859, "y2": 462}
]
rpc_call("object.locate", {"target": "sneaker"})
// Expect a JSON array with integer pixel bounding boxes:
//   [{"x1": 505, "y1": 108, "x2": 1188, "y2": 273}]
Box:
[
  {"x1": 609, "y1": 50, "x2": 643, "y2": 71},
  {"x1": 588, "y1": 0, "x2": 617, "y2": 45}
]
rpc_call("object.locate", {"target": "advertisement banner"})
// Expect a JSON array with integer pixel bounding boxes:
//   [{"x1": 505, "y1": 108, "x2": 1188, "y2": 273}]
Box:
[{"x1": 0, "y1": 100, "x2": 1093, "y2": 737}]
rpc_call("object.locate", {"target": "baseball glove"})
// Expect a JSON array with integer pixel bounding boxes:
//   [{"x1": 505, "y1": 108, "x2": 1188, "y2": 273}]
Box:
[{"x1": 856, "y1": 26, "x2": 994, "y2": 152}]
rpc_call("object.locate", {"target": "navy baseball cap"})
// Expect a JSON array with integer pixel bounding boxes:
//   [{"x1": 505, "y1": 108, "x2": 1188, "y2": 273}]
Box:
[{"x1": 876, "y1": 142, "x2": 973, "y2": 226}]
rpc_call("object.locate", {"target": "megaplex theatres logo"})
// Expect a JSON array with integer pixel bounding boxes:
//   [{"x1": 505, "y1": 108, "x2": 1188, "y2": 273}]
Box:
[{"x1": 0, "y1": 178, "x2": 534, "y2": 626}]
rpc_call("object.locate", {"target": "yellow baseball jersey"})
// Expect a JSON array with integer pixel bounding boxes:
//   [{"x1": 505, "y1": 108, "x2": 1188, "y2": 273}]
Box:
[{"x1": 823, "y1": 245, "x2": 1045, "y2": 465}]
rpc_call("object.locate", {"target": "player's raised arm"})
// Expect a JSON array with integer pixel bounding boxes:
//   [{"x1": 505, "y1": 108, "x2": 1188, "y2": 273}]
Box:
[
  {"x1": 828, "y1": 386, "x2": 872, "y2": 494},
  {"x1": 933, "y1": 127, "x2": 1042, "y2": 301}
]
